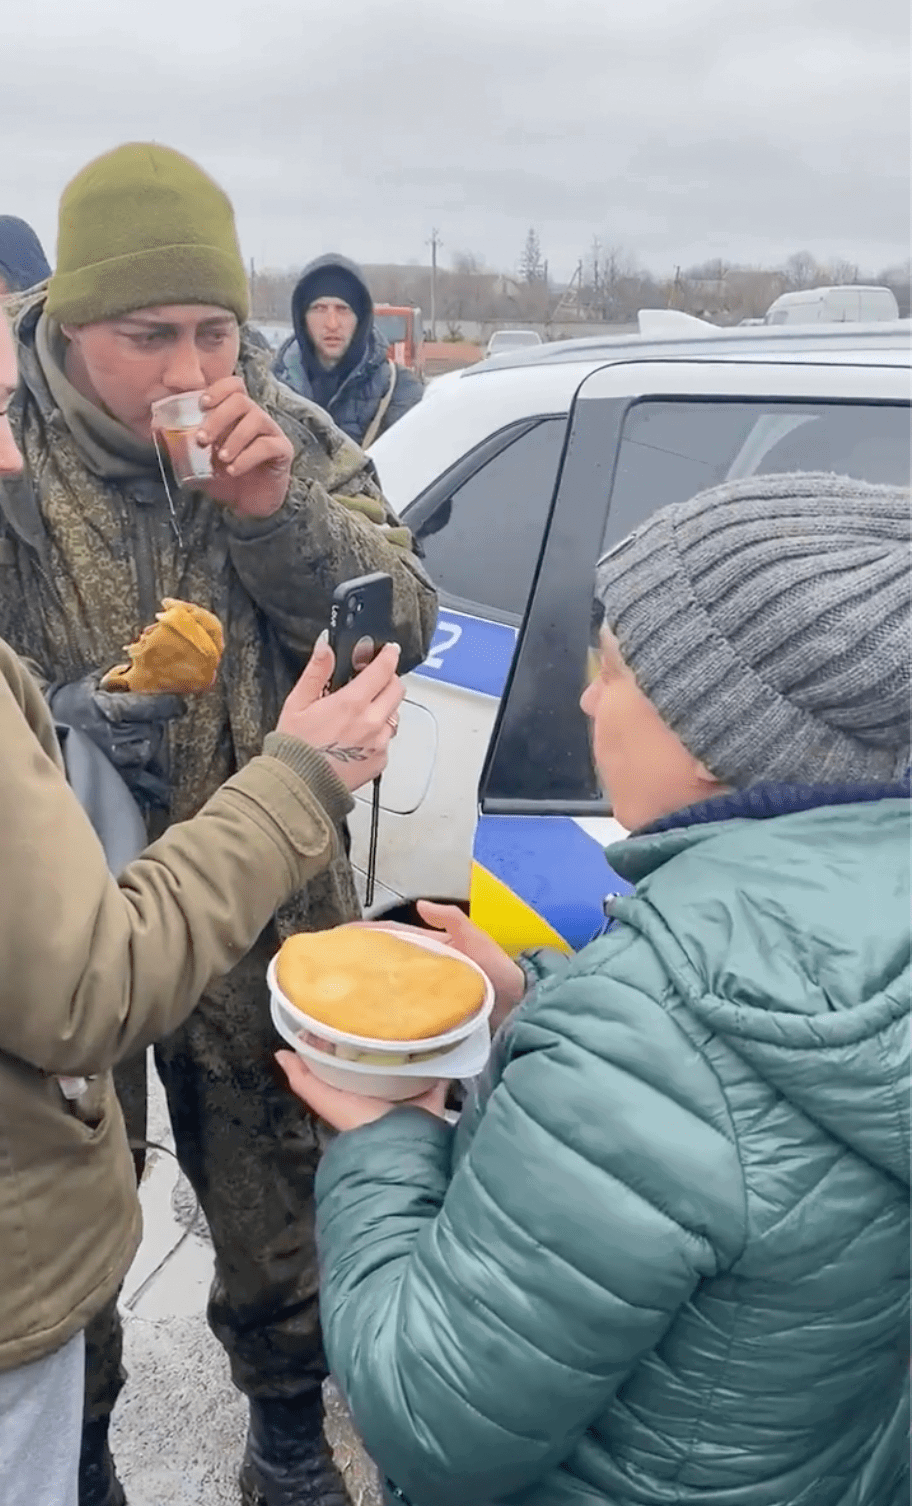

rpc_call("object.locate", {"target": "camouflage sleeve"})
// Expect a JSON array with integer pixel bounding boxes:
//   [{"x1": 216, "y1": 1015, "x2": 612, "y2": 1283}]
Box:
[
  {"x1": 229, "y1": 345, "x2": 439, "y2": 671},
  {"x1": 225, "y1": 478, "x2": 438, "y2": 674},
  {"x1": 0, "y1": 475, "x2": 57, "y2": 695}
]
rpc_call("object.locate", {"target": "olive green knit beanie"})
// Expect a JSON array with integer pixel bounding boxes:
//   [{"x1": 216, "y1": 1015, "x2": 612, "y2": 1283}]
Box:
[{"x1": 46, "y1": 142, "x2": 249, "y2": 325}]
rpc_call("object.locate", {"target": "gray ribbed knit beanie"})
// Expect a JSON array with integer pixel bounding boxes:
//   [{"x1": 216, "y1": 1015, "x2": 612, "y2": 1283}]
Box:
[{"x1": 594, "y1": 473, "x2": 911, "y2": 787}]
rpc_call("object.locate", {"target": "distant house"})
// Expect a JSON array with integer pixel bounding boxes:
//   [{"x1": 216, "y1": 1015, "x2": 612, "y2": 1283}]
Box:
[{"x1": 491, "y1": 274, "x2": 526, "y2": 301}]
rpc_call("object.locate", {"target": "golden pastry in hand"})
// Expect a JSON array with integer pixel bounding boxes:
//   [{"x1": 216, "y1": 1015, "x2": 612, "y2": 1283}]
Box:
[
  {"x1": 101, "y1": 599, "x2": 224, "y2": 694},
  {"x1": 276, "y1": 928, "x2": 486, "y2": 1042}
]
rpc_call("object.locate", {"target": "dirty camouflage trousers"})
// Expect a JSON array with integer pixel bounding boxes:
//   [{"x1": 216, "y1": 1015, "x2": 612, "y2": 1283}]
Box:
[{"x1": 83, "y1": 924, "x2": 334, "y2": 1420}]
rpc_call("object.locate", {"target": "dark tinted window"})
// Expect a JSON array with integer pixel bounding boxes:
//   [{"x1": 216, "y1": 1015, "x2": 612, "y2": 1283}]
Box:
[
  {"x1": 374, "y1": 313, "x2": 408, "y2": 345},
  {"x1": 602, "y1": 399, "x2": 910, "y2": 553},
  {"x1": 485, "y1": 397, "x2": 910, "y2": 808},
  {"x1": 413, "y1": 418, "x2": 565, "y2": 621}
]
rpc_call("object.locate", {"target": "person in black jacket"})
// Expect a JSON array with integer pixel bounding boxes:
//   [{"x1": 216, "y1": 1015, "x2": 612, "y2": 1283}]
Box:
[{"x1": 274, "y1": 255, "x2": 423, "y2": 447}]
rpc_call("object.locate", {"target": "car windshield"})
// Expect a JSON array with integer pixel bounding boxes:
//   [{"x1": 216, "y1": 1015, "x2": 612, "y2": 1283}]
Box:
[
  {"x1": 374, "y1": 313, "x2": 409, "y2": 345},
  {"x1": 490, "y1": 331, "x2": 540, "y2": 348}
]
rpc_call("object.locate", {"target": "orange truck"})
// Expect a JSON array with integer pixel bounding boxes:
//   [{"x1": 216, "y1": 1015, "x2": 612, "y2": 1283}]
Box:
[{"x1": 373, "y1": 305, "x2": 424, "y2": 376}]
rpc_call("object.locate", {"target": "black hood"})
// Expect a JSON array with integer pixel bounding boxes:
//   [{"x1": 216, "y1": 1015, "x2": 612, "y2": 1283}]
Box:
[
  {"x1": 0, "y1": 216, "x2": 51, "y2": 294},
  {"x1": 290, "y1": 254, "x2": 375, "y2": 401}
]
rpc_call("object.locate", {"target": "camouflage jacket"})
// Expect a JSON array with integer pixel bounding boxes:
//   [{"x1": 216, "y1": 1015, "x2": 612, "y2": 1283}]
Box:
[{"x1": 0, "y1": 290, "x2": 438, "y2": 929}]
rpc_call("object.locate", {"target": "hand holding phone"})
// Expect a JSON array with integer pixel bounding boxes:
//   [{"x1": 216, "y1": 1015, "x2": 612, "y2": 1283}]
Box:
[
  {"x1": 275, "y1": 636, "x2": 403, "y2": 793},
  {"x1": 326, "y1": 572, "x2": 402, "y2": 905},
  {"x1": 328, "y1": 572, "x2": 399, "y2": 692}
]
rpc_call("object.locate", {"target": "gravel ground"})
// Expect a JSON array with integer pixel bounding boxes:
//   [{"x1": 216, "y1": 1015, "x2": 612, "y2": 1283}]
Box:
[{"x1": 111, "y1": 1056, "x2": 384, "y2": 1505}]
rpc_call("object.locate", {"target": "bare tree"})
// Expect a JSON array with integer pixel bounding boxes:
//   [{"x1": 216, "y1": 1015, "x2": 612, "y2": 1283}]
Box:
[
  {"x1": 783, "y1": 252, "x2": 823, "y2": 290},
  {"x1": 826, "y1": 258, "x2": 860, "y2": 285},
  {"x1": 723, "y1": 268, "x2": 787, "y2": 321},
  {"x1": 451, "y1": 250, "x2": 485, "y2": 276},
  {"x1": 441, "y1": 250, "x2": 487, "y2": 324},
  {"x1": 599, "y1": 246, "x2": 652, "y2": 320},
  {"x1": 877, "y1": 259, "x2": 912, "y2": 316},
  {"x1": 248, "y1": 268, "x2": 301, "y2": 322},
  {"x1": 684, "y1": 257, "x2": 729, "y2": 283},
  {"x1": 878, "y1": 258, "x2": 912, "y2": 286},
  {"x1": 519, "y1": 227, "x2": 545, "y2": 284}
]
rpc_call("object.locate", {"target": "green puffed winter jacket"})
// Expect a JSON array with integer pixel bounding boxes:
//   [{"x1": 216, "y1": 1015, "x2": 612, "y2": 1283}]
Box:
[{"x1": 314, "y1": 795, "x2": 911, "y2": 1506}]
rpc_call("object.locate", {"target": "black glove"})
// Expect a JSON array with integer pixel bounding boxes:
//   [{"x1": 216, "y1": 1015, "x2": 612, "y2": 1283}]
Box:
[{"x1": 49, "y1": 674, "x2": 186, "y2": 806}]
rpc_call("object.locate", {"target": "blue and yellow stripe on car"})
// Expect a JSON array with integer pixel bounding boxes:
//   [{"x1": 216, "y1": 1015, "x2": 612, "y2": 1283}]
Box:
[
  {"x1": 413, "y1": 609, "x2": 632, "y2": 955},
  {"x1": 470, "y1": 814, "x2": 633, "y2": 956}
]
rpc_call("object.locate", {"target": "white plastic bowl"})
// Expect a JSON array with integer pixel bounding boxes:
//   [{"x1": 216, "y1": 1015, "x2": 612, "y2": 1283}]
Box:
[
  {"x1": 267, "y1": 928, "x2": 495, "y2": 1100},
  {"x1": 266, "y1": 930, "x2": 494, "y2": 1052},
  {"x1": 271, "y1": 994, "x2": 490, "y2": 1100}
]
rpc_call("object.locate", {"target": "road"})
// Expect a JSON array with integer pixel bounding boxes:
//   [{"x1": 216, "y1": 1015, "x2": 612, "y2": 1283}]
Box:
[{"x1": 110, "y1": 1058, "x2": 383, "y2": 1505}]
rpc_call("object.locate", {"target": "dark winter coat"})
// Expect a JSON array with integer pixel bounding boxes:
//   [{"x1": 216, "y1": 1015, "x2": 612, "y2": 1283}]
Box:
[
  {"x1": 0, "y1": 216, "x2": 51, "y2": 294},
  {"x1": 274, "y1": 255, "x2": 423, "y2": 446}
]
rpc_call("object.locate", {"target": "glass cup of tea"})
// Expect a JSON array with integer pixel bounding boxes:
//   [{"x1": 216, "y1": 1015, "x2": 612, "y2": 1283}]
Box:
[{"x1": 150, "y1": 391, "x2": 213, "y2": 485}]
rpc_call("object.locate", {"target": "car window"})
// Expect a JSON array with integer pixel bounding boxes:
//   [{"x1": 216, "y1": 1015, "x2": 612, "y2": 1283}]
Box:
[
  {"x1": 412, "y1": 417, "x2": 566, "y2": 622},
  {"x1": 602, "y1": 398, "x2": 911, "y2": 554},
  {"x1": 484, "y1": 395, "x2": 911, "y2": 809}
]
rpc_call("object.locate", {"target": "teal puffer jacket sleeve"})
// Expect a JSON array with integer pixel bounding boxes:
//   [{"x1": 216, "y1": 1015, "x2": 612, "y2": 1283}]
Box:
[{"x1": 314, "y1": 928, "x2": 748, "y2": 1506}]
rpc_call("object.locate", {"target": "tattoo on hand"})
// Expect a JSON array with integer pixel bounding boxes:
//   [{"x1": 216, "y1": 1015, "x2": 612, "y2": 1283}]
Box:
[{"x1": 317, "y1": 743, "x2": 372, "y2": 763}]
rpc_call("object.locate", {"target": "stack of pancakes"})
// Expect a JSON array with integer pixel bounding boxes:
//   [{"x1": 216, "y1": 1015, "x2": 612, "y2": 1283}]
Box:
[{"x1": 275, "y1": 928, "x2": 487, "y2": 1065}]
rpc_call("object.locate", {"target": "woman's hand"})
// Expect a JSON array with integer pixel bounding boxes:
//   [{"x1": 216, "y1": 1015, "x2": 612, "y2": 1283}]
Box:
[
  {"x1": 276, "y1": 636, "x2": 404, "y2": 791},
  {"x1": 416, "y1": 902, "x2": 526, "y2": 1029},
  {"x1": 276, "y1": 1051, "x2": 448, "y2": 1130}
]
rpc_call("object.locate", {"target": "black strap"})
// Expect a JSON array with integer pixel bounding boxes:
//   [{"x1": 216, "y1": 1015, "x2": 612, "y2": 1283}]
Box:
[{"x1": 365, "y1": 775, "x2": 382, "y2": 907}]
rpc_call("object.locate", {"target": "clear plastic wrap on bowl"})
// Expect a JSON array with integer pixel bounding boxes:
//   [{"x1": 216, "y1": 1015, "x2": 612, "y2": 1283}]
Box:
[{"x1": 271, "y1": 994, "x2": 491, "y2": 1099}]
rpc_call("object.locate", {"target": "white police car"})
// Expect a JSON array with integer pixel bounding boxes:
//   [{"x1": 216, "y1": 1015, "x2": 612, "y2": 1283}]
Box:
[{"x1": 350, "y1": 317, "x2": 912, "y2": 955}]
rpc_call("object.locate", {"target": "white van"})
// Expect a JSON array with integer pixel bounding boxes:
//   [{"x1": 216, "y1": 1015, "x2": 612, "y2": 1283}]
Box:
[{"x1": 765, "y1": 286, "x2": 899, "y2": 325}]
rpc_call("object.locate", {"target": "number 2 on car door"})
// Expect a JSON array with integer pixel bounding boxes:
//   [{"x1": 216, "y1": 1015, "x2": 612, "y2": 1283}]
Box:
[{"x1": 425, "y1": 620, "x2": 462, "y2": 669}]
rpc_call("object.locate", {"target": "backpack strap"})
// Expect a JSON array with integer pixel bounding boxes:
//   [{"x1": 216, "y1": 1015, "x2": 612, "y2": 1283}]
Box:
[{"x1": 362, "y1": 361, "x2": 398, "y2": 450}]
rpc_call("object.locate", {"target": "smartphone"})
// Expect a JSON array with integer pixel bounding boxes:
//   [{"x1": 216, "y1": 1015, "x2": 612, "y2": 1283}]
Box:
[{"x1": 327, "y1": 572, "x2": 397, "y2": 692}]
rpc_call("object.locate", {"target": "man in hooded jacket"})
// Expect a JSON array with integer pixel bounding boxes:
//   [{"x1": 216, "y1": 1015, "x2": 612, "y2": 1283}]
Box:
[{"x1": 274, "y1": 256, "x2": 423, "y2": 447}]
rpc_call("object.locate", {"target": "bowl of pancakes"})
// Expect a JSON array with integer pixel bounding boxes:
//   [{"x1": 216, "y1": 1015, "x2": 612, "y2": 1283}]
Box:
[{"x1": 268, "y1": 927, "x2": 494, "y2": 1099}]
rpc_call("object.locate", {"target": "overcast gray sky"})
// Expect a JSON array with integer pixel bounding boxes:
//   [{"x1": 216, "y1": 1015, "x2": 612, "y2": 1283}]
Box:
[{"x1": 2, "y1": 0, "x2": 909, "y2": 281}]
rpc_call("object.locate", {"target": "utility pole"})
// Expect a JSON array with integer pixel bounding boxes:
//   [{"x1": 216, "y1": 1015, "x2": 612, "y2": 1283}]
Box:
[{"x1": 427, "y1": 228, "x2": 441, "y2": 340}]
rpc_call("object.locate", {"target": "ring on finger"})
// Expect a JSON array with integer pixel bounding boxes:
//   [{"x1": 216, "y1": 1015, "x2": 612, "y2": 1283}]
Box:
[{"x1": 386, "y1": 713, "x2": 400, "y2": 734}]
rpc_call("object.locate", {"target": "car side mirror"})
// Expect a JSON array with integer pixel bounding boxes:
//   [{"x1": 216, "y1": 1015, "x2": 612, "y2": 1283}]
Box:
[{"x1": 415, "y1": 496, "x2": 452, "y2": 542}]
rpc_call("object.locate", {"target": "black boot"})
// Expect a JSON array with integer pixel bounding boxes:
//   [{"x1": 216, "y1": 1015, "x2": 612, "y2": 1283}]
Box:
[
  {"x1": 79, "y1": 1417, "x2": 127, "y2": 1506},
  {"x1": 238, "y1": 1396, "x2": 349, "y2": 1505}
]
